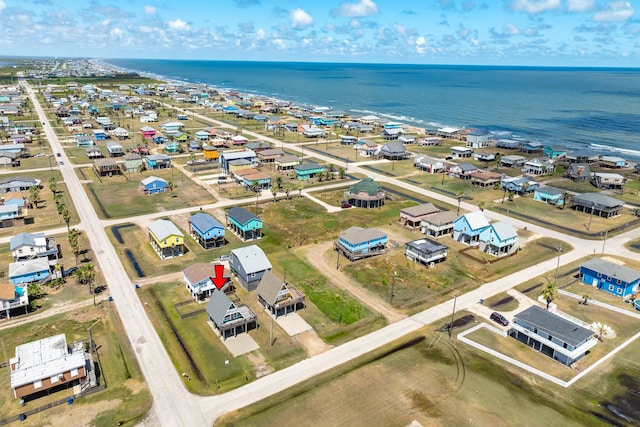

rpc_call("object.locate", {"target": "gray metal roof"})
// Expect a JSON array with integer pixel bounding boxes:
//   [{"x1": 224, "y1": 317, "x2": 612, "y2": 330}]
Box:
[
  {"x1": 226, "y1": 207, "x2": 259, "y2": 226},
  {"x1": 536, "y1": 186, "x2": 564, "y2": 196},
  {"x1": 206, "y1": 290, "x2": 233, "y2": 324},
  {"x1": 340, "y1": 226, "x2": 387, "y2": 244},
  {"x1": 256, "y1": 270, "x2": 286, "y2": 306},
  {"x1": 9, "y1": 258, "x2": 50, "y2": 277},
  {"x1": 148, "y1": 219, "x2": 183, "y2": 241},
  {"x1": 400, "y1": 203, "x2": 439, "y2": 217},
  {"x1": 581, "y1": 258, "x2": 640, "y2": 284},
  {"x1": 514, "y1": 305, "x2": 594, "y2": 347},
  {"x1": 230, "y1": 244, "x2": 272, "y2": 274},
  {"x1": 572, "y1": 192, "x2": 622, "y2": 209},
  {"x1": 189, "y1": 212, "x2": 223, "y2": 233},
  {"x1": 490, "y1": 221, "x2": 518, "y2": 241},
  {"x1": 10, "y1": 232, "x2": 45, "y2": 251},
  {"x1": 406, "y1": 238, "x2": 448, "y2": 254}
]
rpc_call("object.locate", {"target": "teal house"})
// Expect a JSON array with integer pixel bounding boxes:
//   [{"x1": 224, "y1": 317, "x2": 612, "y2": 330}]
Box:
[
  {"x1": 543, "y1": 146, "x2": 566, "y2": 159},
  {"x1": 294, "y1": 162, "x2": 326, "y2": 180},
  {"x1": 225, "y1": 207, "x2": 263, "y2": 241}
]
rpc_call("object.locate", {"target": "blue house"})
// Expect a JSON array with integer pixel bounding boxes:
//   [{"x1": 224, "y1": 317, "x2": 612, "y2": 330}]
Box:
[
  {"x1": 294, "y1": 162, "x2": 326, "y2": 180},
  {"x1": 336, "y1": 226, "x2": 387, "y2": 261},
  {"x1": 152, "y1": 135, "x2": 166, "y2": 144},
  {"x1": 479, "y1": 221, "x2": 519, "y2": 257},
  {"x1": 521, "y1": 141, "x2": 543, "y2": 153},
  {"x1": 139, "y1": 176, "x2": 169, "y2": 195},
  {"x1": 533, "y1": 186, "x2": 565, "y2": 206},
  {"x1": 92, "y1": 130, "x2": 106, "y2": 141},
  {"x1": 0, "y1": 205, "x2": 19, "y2": 221},
  {"x1": 219, "y1": 149, "x2": 257, "y2": 174},
  {"x1": 225, "y1": 207, "x2": 262, "y2": 241},
  {"x1": 229, "y1": 244, "x2": 272, "y2": 291},
  {"x1": 543, "y1": 146, "x2": 567, "y2": 159},
  {"x1": 501, "y1": 176, "x2": 538, "y2": 194},
  {"x1": 145, "y1": 154, "x2": 171, "y2": 170},
  {"x1": 579, "y1": 258, "x2": 640, "y2": 298},
  {"x1": 9, "y1": 258, "x2": 50, "y2": 285},
  {"x1": 453, "y1": 211, "x2": 490, "y2": 245},
  {"x1": 189, "y1": 212, "x2": 225, "y2": 249}
]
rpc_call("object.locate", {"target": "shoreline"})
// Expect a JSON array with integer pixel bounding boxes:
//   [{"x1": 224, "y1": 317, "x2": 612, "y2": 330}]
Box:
[{"x1": 92, "y1": 58, "x2": 640, "y2": 162}]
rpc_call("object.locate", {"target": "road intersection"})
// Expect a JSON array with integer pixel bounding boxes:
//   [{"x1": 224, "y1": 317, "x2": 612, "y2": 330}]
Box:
[{"x1": 19, "y1": 76, "x2": 640, "y2": 425}]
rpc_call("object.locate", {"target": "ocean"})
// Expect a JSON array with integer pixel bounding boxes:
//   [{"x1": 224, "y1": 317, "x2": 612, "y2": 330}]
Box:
[{"x1": 105, "y1": 59, "x2": 640, "y2": 160}]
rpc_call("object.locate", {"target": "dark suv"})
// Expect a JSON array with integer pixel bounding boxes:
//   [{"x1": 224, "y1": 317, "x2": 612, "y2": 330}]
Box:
[{"x1": 490, "y1": 312, "x2": 509, "y2": 326}]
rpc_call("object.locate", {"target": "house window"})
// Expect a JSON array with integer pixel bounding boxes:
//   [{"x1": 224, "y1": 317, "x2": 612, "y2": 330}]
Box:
[
  {"x1": 597, "y1": 273, "x2": 602, "y2": 278},
  {"x1": 609, "y1": 285, "x2": 614, "y2": 291},
  {"x1": 51, "y1": 374, "x2": 60, "y2": 384},
  {"x1": 617, "y1": 279, "x2": 622, "y2": 285},
  {"x1": 617, "y1": 288, "x2": 622, "y2": 295},
  {"x1": 34, "y1": 380, "x2": 42, "y2": 389},
  {"x1": 70, "y1": 368, "x2": 79, "y2": 377},
  {"x1": 563, "y1": 343, "x2": 568, "y2": 349},
  {"x1": 250, "y1": 273, "x2": 256, "y2": 278}
]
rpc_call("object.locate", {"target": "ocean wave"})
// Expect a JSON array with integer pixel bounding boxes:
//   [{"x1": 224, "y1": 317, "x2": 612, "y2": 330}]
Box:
[{"x1": 590, "y1": 143, "x2": 640, "y2": 158}]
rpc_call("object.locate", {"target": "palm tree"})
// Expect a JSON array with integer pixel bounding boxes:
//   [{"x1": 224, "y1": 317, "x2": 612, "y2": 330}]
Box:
[
  {"x1": 541, "y1": 282, "x2": 558, "y2": 310},
  {"x1": 269, "y1": 185, "x2": 278, "y2": 202},
  {"x1": 282, "y1": 182, "x2": 292, "y2": 199},
  {"x1": 48, "y1": 177, "x2": 58, "y2": 194},
  {"x1": 521, "y1": 181, "x2": 530, "y2": 196},
  {"x1": 562, "y1": 192, "x2": 572, "y2": 209},
  {"x1": 339, "y1": 167, "x2": 346, "y2": 179},
  {"x1": 297, "y1": 182, "x2": 304, "y2": 197},
  {"x1": 478, "y1": 201, "x2": 486, "y2": 212},
  {"x1": 29, "y1": 185, "x2": 40, "y2": 208},
  {"x1": 251, "y1": 180, "x2": 260, "y2": 210},
  {"x1": 508, "y1": 191, "x2": 515, "y2": 202},
  {"x1": 68, "y1": 228, "x2": 81, "y2": 265},
  {"x1": 456, "y1": 191, "x2": 464, "y2": 215},
  {"x1": 275, "y1": 176, "x2": 283, "y2": 190},
  {"x1": 581, "y1": 293, "x2": 590, "y2": 306},
  {"x1": 62, "y1": 208, "x2": 71, "y2": 231},
  {"x1": 75, "y1": 263, "x2": 96, "y2": 296}
]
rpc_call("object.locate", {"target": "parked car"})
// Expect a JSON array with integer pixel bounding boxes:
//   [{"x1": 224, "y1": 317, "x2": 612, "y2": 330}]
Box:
[
  {"x1": 490, "y1": 312, "x2": 509, "y2": 326},
  {"x1": 340, "y1": 201, "x2": 352, "y2": 209},
  {"x1": 59, "y1": 161, "x2": 64, "y2": 165},
  {"x1": 218, "y1": 254, "x2": 230, "y2": 261},
  {"x1": 56, "y1": 152, "x2": 62, "y2": 157}
]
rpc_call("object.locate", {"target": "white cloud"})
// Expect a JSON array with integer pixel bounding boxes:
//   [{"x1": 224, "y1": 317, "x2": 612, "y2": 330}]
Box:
[
  {"x1": 110, "y1": 28, "x2": 123, "y2": 39},
  {"x1": 0, "y1": 1, "x2": 6, "y2": 13},
  {"x1": 567, "y1": 0, "x2": 596, "y2": 12},
  {"x1": 508, "y1": 0, "x2": 560, "y2": 14},
  {"x1": 144, "y1": 5, "x2": 157, "y2": 15},
  {"x1": 504, "y1": 23, "x2": 520, "y2": 35},
  {"x1": 415, "y1": 36, "x2": 426, "y2": 54},
  {"x1": 169, "y1": 19, "x2": 191, "y2": 31},
  {"x1": 256, "y1": 28, "x2": 265, "y2": 39},
  {"x1": 593, "y1": 1, "x2": 634, "y2": 22},
  {"x1": 331, "y1": 0, "x2": 378, "y2": 18},
  {"x1": 290, "y1": 8, "x2": 313, "y2": 29}
]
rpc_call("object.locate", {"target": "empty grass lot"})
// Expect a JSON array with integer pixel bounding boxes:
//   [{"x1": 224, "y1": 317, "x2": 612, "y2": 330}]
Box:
[
  {"x1": 219, "y1": 325, "x2": 619, "y2": 426},
  {"x1": 83, "y1": 167, "x2": 215, "y2": 219}
]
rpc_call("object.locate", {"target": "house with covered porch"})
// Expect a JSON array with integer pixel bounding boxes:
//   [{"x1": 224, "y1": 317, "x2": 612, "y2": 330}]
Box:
[
  {"x1": 400, "y1": 203, "x2": 440, "y2": 228},
  {"x1": 9, "y1": 258, "x2": 50, "y2": 285},
  {"x1": 206, "y1": 290, "x2": 257, "y2": 340},
  {"x1": 335, "y1": 226, "x2": 387, "y2": 261},
  {"x1": 421, "y1": 211, "x2": 457, "y2": 239},
  {"x1": 344, "y1": 178, "x2": 385, "y2": 208},
  {"x1": 145, "y1": 154, "x2": 171, "y2": 170},
  {"x1": 148, "y1": 219, "x2": 185, "y2": 260},
  {"x1": 0, "y1": 282, "x2": 28, "y2": 318},
  {"x1": 257, "y1": 270, "x2": 306, "y2": 318},
  {"x1": 184, "y1": 263, "x2": 231, "y2": 300},
  {"x1": 294, "y1": 162, "x2": 326, "y2": 180},
  {"x1": 275, "y1": 154, "x2": 300, "y2": 171},
  {"x1": 453, "y1": 211, "x2": 490, "y2": 245},
  {"x1": 509, "y1": 305, "x2": 597, "y2": 366},
  {"x1": 571, "y1": 193, "x2": 623, "y2": 218},
  {"x1": 189, "y1": 212, "x2": 225, "y2": 249},
  {"x1": 533, "y1": 186, "x2": 565, "y2": 206},
  {"x1": 93, "y1": 159, "x2": 120, "y2": 176},
  {"x1": 405, "y1": 238, "x2": 449, "y2": 265},
  {"x1": 479, "y1": 221, "x2": 519, "y2": 257},
  {"x1": 414, "y1": 156, "x2": 444, "y2": 174},
  {"x1": 226, "y1": 207, "x2": 262, "y2": 241}
]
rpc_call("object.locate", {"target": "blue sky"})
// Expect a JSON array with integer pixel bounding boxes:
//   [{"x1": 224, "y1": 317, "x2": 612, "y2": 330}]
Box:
[{"x1": 2, "y1": 0, "x2": 638, "y2": 66}]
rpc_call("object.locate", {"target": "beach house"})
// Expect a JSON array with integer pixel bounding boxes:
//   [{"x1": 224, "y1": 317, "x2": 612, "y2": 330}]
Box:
[
  {"x1": 399, "y1": 203, "x2": 440, "y2": 228},
  {"x1": 139, "y1": 176, "x2": 169, "y2": 195},
  {"x1": 335, "y1": 226, "x2": 387, "y2": 261},
  {"x1": 145, "y1": 154, "x2": 171, "y2": 170},
  {"x1": 256, "y1": 270, "x2": 306, "y2": 318},
  {"x1": 452, "y1": 211, "x2": 490, "y2": 245},
  {"x1": 533, "y1": 186, "x2": 565, "y2": 206},
  {"x1": 509, "y1": 306, "x2": 597, "y2": 366},
  {"x1": 571, "y1": 193, "x2": 623, "y2": 218},
  {"x1": 579, "y1": 258, "x2": 640, "y2": 298},
  {"x1": 405, "y1": 238, "x2": 449, "y2": 265},
  {"x1": 10, "y1": 232, "x2": 58, "y2": 261},
  {"x1": 0, "y1": 282, "x2": 29, "y2": 318},
  {"x1": 379, "y1": 141, "x2": 409, "y2": 160},
  {"x1": 591, "y1": 172, "x2": 626, "y2": 190},
  {"x1": 9, "y1": 258, "x2": 51, "y2": 285},
  {"x1": 226, "y1": 206, "x2": 262, "y2": 241},
  {"x1": 106, "y1": 141, "x2": 124, "y2": 157},
  {"x1": 189, "y1": 212, "x2": 225, "y2": 249},
  {"x1": 420, "y1": 211, "x2": 458, "y2": 239},
  {"x1": 229, "y1": 244, "x2": 272, "y2": 291},
  {"x1": 205, "y1": 290, "x2": 257, "y2": 339},
  {"x1": 414, "y1": 156, "x2": 444, "y2": 174},
  {"x1": 294, "y1": 162, "x2": 326, "y2": 180},
  {"x1": 466, "y1": 128, "x2": 492, "y2": 148},
  {"x1": 478, "y1": 221, "x2": 519, "y2": 257},
  {"x1": 343, "y1": 178, "x2": 385, "y2": 208},
  {"x1": 183, "y1": 263, "x2": 231, "y2": 300},
  {"x1": 564, "y1": 164, "x2": 590, "y2": 181},
  {"x1": 148, "y1": 219, "x2": 185, "y2": 260}
]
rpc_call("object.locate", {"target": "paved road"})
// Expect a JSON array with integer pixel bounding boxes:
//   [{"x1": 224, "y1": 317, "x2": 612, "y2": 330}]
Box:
[{"x1": 17, "y1": 84, "x2": 640, "y2": 425}]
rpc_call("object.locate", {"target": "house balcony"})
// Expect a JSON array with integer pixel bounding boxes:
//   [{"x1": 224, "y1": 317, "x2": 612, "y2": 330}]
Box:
[{"x1": 510, "y1": 322, "x2": 598, "y2": 361}]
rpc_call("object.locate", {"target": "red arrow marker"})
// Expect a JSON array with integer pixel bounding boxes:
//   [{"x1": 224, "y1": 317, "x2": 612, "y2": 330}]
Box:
[{"x1": 212, "y1": 264, "x2": 227, "y2": 291}]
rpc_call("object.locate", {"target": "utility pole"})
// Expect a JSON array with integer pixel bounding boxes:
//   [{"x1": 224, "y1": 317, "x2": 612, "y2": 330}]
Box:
[
  {"x1": 87, "y1": 319, "x2": 101, "y2": 353},
  {"x1": 554, "y1": 245, "x2": 562, "y2": 284},
  {"x1": 389, "y1": 267, "x2": 397, "y2": 304},
  {"x1": 270, "y1": 317, "x2": 274, "y2": 347},
  {"x1": 601, "y1": 229, "x2": 608, "y2": 256},
  {"x1": 448, "y1": 292, "x2": 458, "y2": 339}
]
